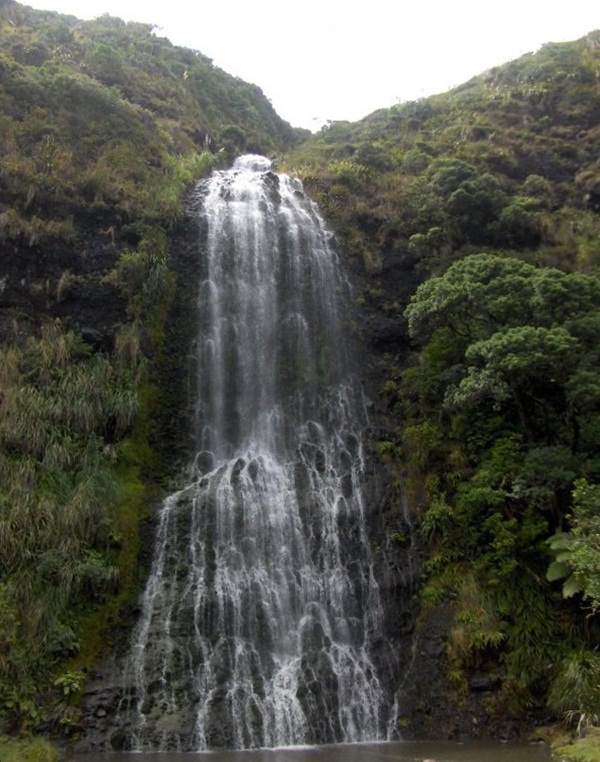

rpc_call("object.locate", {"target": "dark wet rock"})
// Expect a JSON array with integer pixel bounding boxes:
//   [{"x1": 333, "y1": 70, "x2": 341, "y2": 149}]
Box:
[
  {"x1": 195, "y1": 450, "x2": 216, "y2": 474},
  {"x1": 314, "y1": 448, "x2": 326, "y2": 472},
  {"x1": 80, "y1": 326, "x2": 110, "y2": 349},
  {"x1": 247, "y1": 458, "x2": 259, "y2": 481},
  {"x1": 230, "y1": 457, "x2": 246, "y2": 481},
  {"x1": 470, "y1": 673, "x2": 500, "y2": 692},
  {"x1": 65, "y1": 178, "x2": 539, "y2": 750}
]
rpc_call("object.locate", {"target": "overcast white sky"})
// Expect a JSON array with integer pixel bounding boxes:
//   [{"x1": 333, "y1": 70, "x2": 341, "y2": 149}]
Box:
[{"x1": 25, "y1": 0, "x2": 600, "y2": 130}]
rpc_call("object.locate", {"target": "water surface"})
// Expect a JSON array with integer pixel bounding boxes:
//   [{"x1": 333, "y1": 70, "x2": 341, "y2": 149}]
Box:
[{"x1": 71, "y1": 740, "x2": 550, "y2": 762}]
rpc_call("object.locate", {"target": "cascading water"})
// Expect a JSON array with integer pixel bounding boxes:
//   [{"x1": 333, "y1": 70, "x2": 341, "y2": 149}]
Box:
[{"x1": 119, "y1": 155, "x2": 389, "y2": 750}]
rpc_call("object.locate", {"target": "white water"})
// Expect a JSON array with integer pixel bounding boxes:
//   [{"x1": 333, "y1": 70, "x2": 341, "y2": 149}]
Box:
[{"x1": 118, "y1": 156, "x2": 388, "y2": 750}]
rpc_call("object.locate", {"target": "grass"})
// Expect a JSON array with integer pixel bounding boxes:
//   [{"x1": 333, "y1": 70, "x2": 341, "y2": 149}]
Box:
[
  {"x1": 0, "y1": 736, "x2": 60, "y2": 762},
  {"x1": 553, "y1": 728, "x2": 600, "y2": 762}
]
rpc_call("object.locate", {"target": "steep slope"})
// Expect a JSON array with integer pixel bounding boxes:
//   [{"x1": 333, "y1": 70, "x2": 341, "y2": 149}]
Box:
[
  {"x1": 0, "y1": 0, "x2": 303, "y2": 740},
  {"x1": 2, "y1": 2, "x2": 600, "y2": 744},
  {"x1": 0, "y1": 0, "x2": 304, "y2": 343},
  {"x1": 0, "y1": 0, "x2": 300, "y2": 249},
  {"x1": 284, "y1": 30, "x2": 600, "y2": 737},
  {"x1": 287, "y1": 30, "x2": 599, "y2": 265}
]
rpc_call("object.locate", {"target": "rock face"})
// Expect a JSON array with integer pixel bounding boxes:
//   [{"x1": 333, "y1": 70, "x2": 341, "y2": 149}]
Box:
[
  {"x1": 343, "y1": 240, "x2": 425, "y2": 743},
  {"x1": 0, "y1": 192, "x2": 527, "y2": 750},
  {"x1": 0, "y1": 230, "x2": 126, "y2": 347},
  {"x1": 74, "y1": 160, "x2": 418, "y2": 750},
  {"x1": 0, "y1": 198, "x2": 211, "y2": 368}
]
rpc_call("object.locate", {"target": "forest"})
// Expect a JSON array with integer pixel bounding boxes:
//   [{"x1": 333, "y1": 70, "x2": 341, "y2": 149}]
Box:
[
  {"x1": 283, "y1": 30, "x2": 600, "y2": 749},
  {"x1": 0, "y1": 0, "x2": 599, "y2": 758}
]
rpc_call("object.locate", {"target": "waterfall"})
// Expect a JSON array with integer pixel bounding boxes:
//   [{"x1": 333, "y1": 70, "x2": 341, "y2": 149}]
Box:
[{"x1": 119, "y1": 155, "x2": 388, "y2": 750}]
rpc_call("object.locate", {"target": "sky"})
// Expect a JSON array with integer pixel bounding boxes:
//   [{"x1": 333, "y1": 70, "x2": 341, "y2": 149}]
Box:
[{"x1": 25, "y1": 0, "x2": 600, "y2": 131}]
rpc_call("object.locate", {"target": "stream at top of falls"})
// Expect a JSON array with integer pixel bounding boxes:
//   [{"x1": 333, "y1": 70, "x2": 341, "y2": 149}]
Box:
[{"x1": 112, "y1": 155, "x2": 397, "y2": 751}]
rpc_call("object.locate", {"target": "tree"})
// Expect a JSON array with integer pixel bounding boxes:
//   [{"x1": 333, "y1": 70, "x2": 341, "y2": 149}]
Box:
[{"x1": 401, "y1": 252, "x2": 600, "y2": 710}]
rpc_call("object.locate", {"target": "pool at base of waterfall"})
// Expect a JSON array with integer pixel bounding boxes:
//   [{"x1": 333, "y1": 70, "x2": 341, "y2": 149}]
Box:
[{"x1": 68, "y1": 739, "x2": 551, "y2": 762}]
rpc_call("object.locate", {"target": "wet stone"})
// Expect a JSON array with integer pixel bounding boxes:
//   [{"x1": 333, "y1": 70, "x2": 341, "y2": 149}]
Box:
[
  {"x1": 247, "y1": 458, "x2": 259, "y2": 481},
  {"x1": 314, "y1": 449, "x2": 326, "y2": 472},
  {"x1": 341, "y1": 473, "x2": 353, "y2": 498},
  {"x1": 108, "y1": 157, "x2": 394, "y2": 751},
  {"x1": 230, "y1": 457, "x2": 246, "y2": 481},
  {"x1": 195, "y1": 450, "x2": 215, "y2": 474}
]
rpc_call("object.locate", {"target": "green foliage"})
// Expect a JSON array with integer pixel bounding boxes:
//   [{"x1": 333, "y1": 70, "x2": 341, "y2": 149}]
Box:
[
  {"x1": 396, "y1": 252, "x2": 600, "y2": 722},
  {"x1": 548, "y1": 651, "x2": 600, "y2": 732},
  {"x1": 112, "y1": 227, "x2": 175, "y2": 320},
  {"x1": 447, "y1": 571, "x2": 506, "y2": 666},
  {"x1": 281, "y1": 30, "x2": 600, "y2": 729},
  {"x1": 406, "y1": 253, "x2": 600, "y2": 451},
  {"x1": 0, "y1": 320, "x2": 145, "y2": 730},
  {"x1": 0, "y1": 735, "x2": 59, "y2": 762},
  {"x1": 220, "y1": 124, "x2": 247, "y2": 154},
  {"x1": 548, "y1": 480, "x2": 600, "y2": 610},
  {"x1": 53, "y1": 670, "x2": 85, "y2": 698},
  {"x1": 0, "y1": 1, "x2": 300, "y2": 248},
  {"x1": 285, "y1": 32, "x2": 600, "y2": 275},
  {"x1": 552, "y1": 729, "x2": 600, "y2": 762}
]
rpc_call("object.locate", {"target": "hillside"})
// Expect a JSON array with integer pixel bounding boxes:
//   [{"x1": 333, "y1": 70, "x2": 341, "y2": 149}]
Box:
[
  {"x1": 0, "y1": 0, "x2": 304, "y2": 341},
  {"x1": 0, "y1": 0, "x2": 302, "y2": 743},
  {"x1": 0, "y1": 0, "x2": 301, "y2": 248},
  {"x1": 287, "y1": 32, "x2": 599, "y2": 274},
  {"x1": 1, "y1": 0, "x2": 600, "y2": 748},
  {"x1": 284, "y1": 31, "x2": 600, "y2": 737}
]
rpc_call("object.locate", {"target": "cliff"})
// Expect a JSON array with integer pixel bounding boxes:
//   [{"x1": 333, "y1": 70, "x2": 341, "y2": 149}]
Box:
[
  {"x1": 1, "y1": 0, "x2": 599, "y2": 745},
  {"x1": 284, "y1": 29, "x2": 600, "y2": 738},
  {"x1": 0, "y1": 0, "x2": 301, "y2": 738}
]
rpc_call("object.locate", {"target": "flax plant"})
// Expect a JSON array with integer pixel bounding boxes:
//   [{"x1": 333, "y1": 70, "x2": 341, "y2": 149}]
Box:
[{"x1": 0, "y1": 319, "x2": 142, "y2": 729}]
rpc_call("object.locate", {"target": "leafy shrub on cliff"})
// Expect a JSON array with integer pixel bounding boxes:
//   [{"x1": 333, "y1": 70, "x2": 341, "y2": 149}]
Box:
[
  {"x1": 283, "y1": 36, "x2": 600, "y2": 724},
  {"x1": 400, "y1": 253, "x2": 600, "y2": 717},
  {"x1": 0, "y1": 320, "x2": 146, "y2": 731}
]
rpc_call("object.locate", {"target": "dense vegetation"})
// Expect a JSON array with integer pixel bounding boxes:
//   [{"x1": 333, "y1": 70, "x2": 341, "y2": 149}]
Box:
[
  {"x1": 402, "y1": 254, "x2": 600, "y2": 724},
  {"x1": 1, "y1": 0, "x2": 600, "y2": 748},
  {"x1": 0, "y1": 0, "x2": 300, "y2": 246},
  {"x1": 0, "y1": 0, "x2": 300, "y2": 742},
  {"x1": 285, "y1": 30, "x2": 600, "y2": 732},
  {"x1": 285, "y1": 32, "x2": 600, "y2": 276}
]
